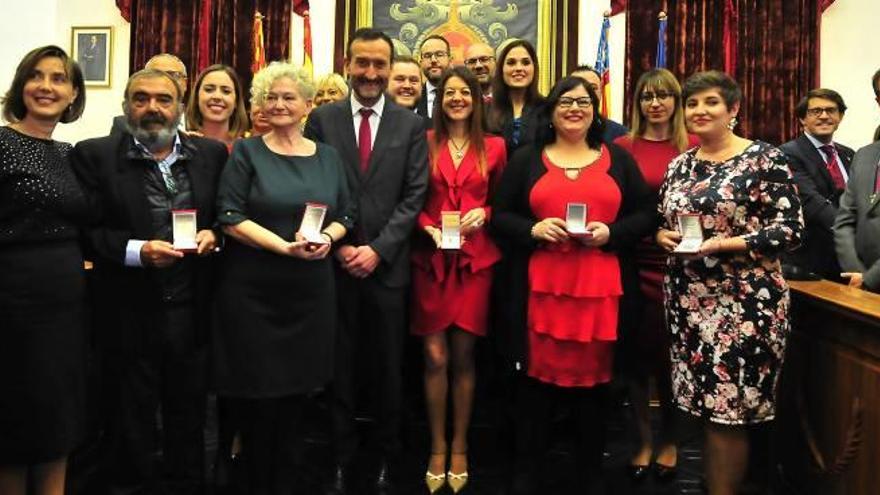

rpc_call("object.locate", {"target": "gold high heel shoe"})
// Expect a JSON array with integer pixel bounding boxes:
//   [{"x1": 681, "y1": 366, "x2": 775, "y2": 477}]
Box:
[
  {"x1": 447, "y1": 452, "x2": 469, "y2": 493},
  {"x1": 425, "y1": 452, "x2": 447, "y2": 493}
]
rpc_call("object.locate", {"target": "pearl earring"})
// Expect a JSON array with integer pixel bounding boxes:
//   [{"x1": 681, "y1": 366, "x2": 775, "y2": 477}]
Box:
[{"x1": 727, "y1": 117, "x2": 738, "y2": 130}]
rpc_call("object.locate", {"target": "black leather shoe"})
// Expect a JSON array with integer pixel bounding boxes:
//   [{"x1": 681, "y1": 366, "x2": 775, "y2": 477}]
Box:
[
  {"x1": 653, "y1": 461, "x2": 678, "y2": 482},
  {"x1": 375, "y1": 459, "x2": 393, "y2": 494},
  {"x1": 323, "y1": 464, "x2": 349, "y2": 495},
  {"x1": 628, "y1": 464, "x2": 650, "y2": 481}
]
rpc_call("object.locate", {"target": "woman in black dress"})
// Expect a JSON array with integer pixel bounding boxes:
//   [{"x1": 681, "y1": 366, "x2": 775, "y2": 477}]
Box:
[
  {"x1": 214, "y1": 61, "x2": 354, "y2": 494},
  {"x1": 0, "y1": 45, "x2": 87, "y2": 495}
]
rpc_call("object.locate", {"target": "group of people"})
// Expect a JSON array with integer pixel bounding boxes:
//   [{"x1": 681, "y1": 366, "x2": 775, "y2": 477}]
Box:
[{"x1": 2, "y1": 25, "x2": 880, "y2": 495}]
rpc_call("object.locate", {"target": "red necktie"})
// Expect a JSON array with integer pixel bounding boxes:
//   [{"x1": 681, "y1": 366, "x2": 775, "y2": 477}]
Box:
[
  {"x1": 820, "y1": 144, "x2": 846, "y2": 191},
  {"x1": 358, "y1": 108, "x2": 373, "y2": 173}
]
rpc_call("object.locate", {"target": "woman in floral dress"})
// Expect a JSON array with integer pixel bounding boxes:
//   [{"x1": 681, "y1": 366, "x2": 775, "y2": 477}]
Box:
[{"x1": 655, "y1": 71, "x2": 803, "y2": 495}]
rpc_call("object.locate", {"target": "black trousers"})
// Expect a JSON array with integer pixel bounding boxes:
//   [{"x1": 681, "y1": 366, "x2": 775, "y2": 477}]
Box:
[
  {"x1": 331, "y1": 271, "x2": 406, "y2": 463},
  {"x1": 104, "y1": 303, "x2": 206, "y2": 495}
]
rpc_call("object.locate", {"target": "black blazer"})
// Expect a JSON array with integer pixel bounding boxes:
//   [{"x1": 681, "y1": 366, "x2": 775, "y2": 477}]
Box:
[
  {"x1": 779, "y1": 133, "x2": 854, "y2": 279},
  {"x1": 71, "y1": 132, "x2": 227, "y2": 342},
  {"x1": 490, "y1": 142, "x2": 656, "y2": 366},
  {"x1": 487, "y1": 101, "x2": 544, "y2": 156},
  {"x1": 305, "y1": 97, "x2": 429, "y2": 288},
  {"x1": 415, "y1": 83, "x2": 435, "y2": 127}
]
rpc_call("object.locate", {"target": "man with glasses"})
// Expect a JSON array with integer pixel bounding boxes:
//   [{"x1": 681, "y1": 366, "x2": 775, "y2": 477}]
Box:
[
  {"x1": 464, "y1": 42, "x2": 496, "y2": 103},
  {"x1": 111, "y1": 53, "x2": 190, "y2": 136},
  {"x1": 72, "y1": 68, "x2": 227, "y2": 495},
  {"x1": 780, "y1": 88, "x2": 854, "y2": 281},
  {"x1": 571, "y1": 64, "x2": 629, "y2": 142},
  {"x1": 416, "y1": 34, "x2": 450, "y2": 121}
]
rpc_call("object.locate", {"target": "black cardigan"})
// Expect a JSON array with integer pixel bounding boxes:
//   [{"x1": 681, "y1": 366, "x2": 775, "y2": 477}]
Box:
[{"x1": 489, "y1": 142, "x2": 658, "y2": 369}]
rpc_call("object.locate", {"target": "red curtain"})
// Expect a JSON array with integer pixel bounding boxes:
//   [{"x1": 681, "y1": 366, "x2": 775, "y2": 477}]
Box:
[
  {"x1": 623, "y1": 0, "x2": 819, "y2": 144},
  {"x1": 129, "y1": 0, "x2": 291, "y2": 98}
]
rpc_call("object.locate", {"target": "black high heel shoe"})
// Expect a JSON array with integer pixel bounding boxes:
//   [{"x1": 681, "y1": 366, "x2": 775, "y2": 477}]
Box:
[{"x1": 628, "y1": 464, "x2": 651, "y2": 481}]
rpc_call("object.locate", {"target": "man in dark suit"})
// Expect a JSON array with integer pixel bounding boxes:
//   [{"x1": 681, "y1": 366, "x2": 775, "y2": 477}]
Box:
[
  {"x1": 110, "y1": 53, "x2": 189, "y2": 136},
  {"x1": 72, "y1": 69, "x2": 226, "y2": 495},
  {"x1": 571, "y1": 64, "x2": 629, "y2": 142},
  {"x1": 305, "y1": 27, "x2": 429, "y2": 495},
  {"x1": 780, "y1": 88, "x2": 854, "y2": 281},
  {"x1": 835, "y1": 140, "x2": 880, "y2": 292},
  {"x1": 415, "y1": 34, "x2": 450, "y2": 124}
]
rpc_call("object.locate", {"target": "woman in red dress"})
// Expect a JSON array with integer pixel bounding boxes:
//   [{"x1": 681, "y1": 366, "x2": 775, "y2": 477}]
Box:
[
  {"x1": 492, "y1": 76, "x2": 655, "y2": 493},
  {"x1": 411, "y1": 66, "x2": 506, "y2": 494},
  {"x1": 613, "y1": 68, "x2": 698, "y2": 481}
]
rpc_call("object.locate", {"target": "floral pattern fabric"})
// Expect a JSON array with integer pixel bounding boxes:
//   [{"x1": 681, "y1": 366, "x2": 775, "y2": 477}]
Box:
[{"x1": 658, "y1": 141, "x2": 803, "y2": 424}]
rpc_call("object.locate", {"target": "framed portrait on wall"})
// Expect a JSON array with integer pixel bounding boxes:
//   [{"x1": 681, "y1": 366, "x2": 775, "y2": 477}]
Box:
[
  {"x1": 335, "y1": 0, "x2": 580, "y2": 95},
  {"x1": 71, "y1": 26, "x2": 113, "y2": 87}
]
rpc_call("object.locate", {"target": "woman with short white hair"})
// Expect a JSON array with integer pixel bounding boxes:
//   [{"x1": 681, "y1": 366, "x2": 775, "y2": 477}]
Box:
[{"x1": 213, "y1": 61, "x2": 355, "y2": 493}]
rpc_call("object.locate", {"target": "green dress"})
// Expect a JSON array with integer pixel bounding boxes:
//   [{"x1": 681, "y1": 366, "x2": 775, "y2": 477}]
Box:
[{"x1": 214, "y1": 137, "x2": 354, "y2": 398}]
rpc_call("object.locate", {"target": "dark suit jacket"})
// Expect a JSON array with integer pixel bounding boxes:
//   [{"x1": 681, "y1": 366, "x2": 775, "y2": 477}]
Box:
[
  {"x1": 835, "y1": 141, "x2": 880, "y2": 292},
  {"x1": 415, "y1": 83, "x2": 435, "y2": 127},
  {"x1": 71, "y1": 132, "x2": 227, "y2": 342},
  {"x1": 779, "y1": 133, "x2": 854, "y2": 279},
  {"x1": 305, "y1": 97, "x2": 429, "y2": 288},
  {"x1": 490, "y1": 142, "x2": 656, "y2": 366}
]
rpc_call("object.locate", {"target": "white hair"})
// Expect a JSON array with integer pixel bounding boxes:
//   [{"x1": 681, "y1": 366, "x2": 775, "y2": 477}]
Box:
[{"x1": 250, "y1": 62, "x2": 316, "y2": 106}]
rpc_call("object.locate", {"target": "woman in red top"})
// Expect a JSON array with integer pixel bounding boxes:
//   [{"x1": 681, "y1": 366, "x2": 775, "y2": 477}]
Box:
[
  {"x1": 411, "y1": 66, "x2": 506, "y2": 493},
  {"x1": 614, "y1": 68, "x2": 698, "y2": 481},
  {"x1": 493, "y1": 76, "x2": 654, "y2": 493}
]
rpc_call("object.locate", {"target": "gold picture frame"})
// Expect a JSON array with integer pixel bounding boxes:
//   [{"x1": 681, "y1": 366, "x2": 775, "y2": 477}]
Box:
[
  {"x1": 343, "y1": 0, "x2": 577, "y2": 94},
  {"x1": 71, "y1": 26, "x2": 113, "y2": 88}
]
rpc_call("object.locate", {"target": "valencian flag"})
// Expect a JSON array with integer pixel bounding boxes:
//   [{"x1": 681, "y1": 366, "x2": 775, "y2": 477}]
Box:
[
  {"x1": 655, "y1": 12, "x2": 667, "y2": 68},
  {"x1": 252, "y1": 12, "x2": 267, "y2": 74},
  {"x1": 293, "y1": 0, "x2": 313, "y2": 76},
  {"x1": 594, "y1": 14, "x2": 612, "y2": 118}
]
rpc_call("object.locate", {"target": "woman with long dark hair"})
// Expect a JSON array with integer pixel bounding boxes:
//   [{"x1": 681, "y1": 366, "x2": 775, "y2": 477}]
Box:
[
  {"x1": 412, "y1": 66, "x2": 506, "y2": 493},
  {"x1": 486, "y1": 39, "x2": 544, "y2": 154}
]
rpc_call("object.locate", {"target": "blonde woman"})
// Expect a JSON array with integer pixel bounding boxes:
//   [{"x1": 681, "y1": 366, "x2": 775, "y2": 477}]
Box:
[
  {"x1": 613, "y1": 68, "x2": 697, "y2": 481},
  {"x1": 314, "y1": 73, "x2": 348, "y2": 107},
  {"x1": 213, "y1": 62, "x2": 354, "y2": 493}
]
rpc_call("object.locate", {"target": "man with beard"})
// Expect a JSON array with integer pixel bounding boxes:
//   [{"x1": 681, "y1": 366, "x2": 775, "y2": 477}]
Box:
[
  {"x1": 416, "y1": 34, "x2": 451, "y2": 122},
  {"x1": 72, "y1": 69, "x2": 226, "y2": 495},
  {"x1": 780, "y1": 88, "x2": 854, "y2": 281},
  {"x1": 110, "y1": 53, "x2": 189, "y2": 136},
  {"x1": 464, "y1": 42, "x2": 496, "y2": 103},
  {"x1": 305, "y1": 27, "x2": 428, "y2": 495}
]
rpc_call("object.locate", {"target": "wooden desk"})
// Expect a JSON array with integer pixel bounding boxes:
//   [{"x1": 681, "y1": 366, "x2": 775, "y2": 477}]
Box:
[{"x1": 776, "y1": 280, "x2": 880, "y2": 495}]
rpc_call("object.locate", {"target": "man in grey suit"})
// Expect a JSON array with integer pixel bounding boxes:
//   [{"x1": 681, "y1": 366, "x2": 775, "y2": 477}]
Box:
[
  {"x1": 834, "y1": 140, "x2": 880, "y2": 292},
  {"x1": 780, "y1": 88, "x2": 854, "y2": 280},
  {"x1": 305, "y1": 27, "x2": 428, "y2": 495}
]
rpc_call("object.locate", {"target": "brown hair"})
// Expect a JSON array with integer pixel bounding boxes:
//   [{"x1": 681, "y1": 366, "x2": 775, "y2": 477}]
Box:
[
  {"x1": 431, "y1": 66, "x2": 487, "y2": 177},
  {"x1": 185, "y1": 64, "x2": 249, "y2": 138},
  {"x1": 629, "y1": 68, "x2": 690, "y2": 152},
  {"x1": 2, "y1": 45, "x2": 85, "y2": 124},
  {"x1": 794, "y1": 88, "x2": 847, "y2": 119},
  {"x1": 487, "y1": 39, "x2": 542, "y2": 132}
]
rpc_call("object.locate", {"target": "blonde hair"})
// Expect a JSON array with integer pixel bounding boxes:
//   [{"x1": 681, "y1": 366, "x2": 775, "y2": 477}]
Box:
[
  {"x1": 250, "y1": 62, "x2": 316, "y2": 107},
  {"x1": 629, "y1": 68, "x2": 690, "y2": 152},
  {"x1": 315, "y1": 73, "x2": 348, "y2": 98}
]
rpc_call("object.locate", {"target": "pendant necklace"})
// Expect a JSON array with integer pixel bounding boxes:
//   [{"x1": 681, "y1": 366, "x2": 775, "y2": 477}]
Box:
[{"x1": 449, "y1": 138, "x2": 470, "y2": 160}]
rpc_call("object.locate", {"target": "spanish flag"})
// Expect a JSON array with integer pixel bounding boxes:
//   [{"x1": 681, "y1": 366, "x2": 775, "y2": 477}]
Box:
[
  {"x1": 293, "y1": 0, "x2": 313, "y2": 76},
  {"x1": 252, "y1": 11, "x2": 267, "y2": 74}
]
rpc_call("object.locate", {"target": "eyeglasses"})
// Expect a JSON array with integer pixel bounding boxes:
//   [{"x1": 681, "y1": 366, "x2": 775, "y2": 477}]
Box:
[
  {"x1": 421, "y1": 51, "x2": 449, "y2": 61},
  {"x1": 558, "y1": 97, "x2": 592, "y2": 109},
  {"x1": 640, "y1": 91, "x2": 673, "y2": 103},
  {"x1": 805, "y1": 106, "x2": 840, "y2": 117},
  {"x1": 464, "y1": 55, "x2": 494, "y2": 66}
]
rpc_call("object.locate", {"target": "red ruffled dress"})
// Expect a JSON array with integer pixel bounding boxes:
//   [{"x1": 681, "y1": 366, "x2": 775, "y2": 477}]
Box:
[{"x1": 526, "y1": 148, "x2": 622, "y2": 387}]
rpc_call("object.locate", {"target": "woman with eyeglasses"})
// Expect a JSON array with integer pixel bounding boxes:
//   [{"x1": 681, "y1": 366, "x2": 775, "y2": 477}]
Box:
[
  {"x1": 492, "y1": 76, "x2": 654, "y2": 493},
  {"x1": 486, "y1": 39, "x2": 544, "y2": 154},
  {"x1": 613, "y1": 68, "x2": 698, "y2": 482},
  {"x1": 655, "y1": 71, "x2": 802, "y2": 495}
]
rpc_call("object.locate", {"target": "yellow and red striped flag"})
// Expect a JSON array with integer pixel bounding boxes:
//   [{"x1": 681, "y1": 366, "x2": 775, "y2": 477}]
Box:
[
  {"x1": 251, "y1": 11, "x2": 267, "y2": 74},
  {"x1": 293, "y1": 0, "x2": 313, "y2": 76}
]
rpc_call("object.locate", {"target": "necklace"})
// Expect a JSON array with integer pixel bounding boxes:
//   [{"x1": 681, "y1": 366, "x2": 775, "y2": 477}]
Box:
[{"x1": 449, "y1": 137, "x2": 470, "y2": 159}]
